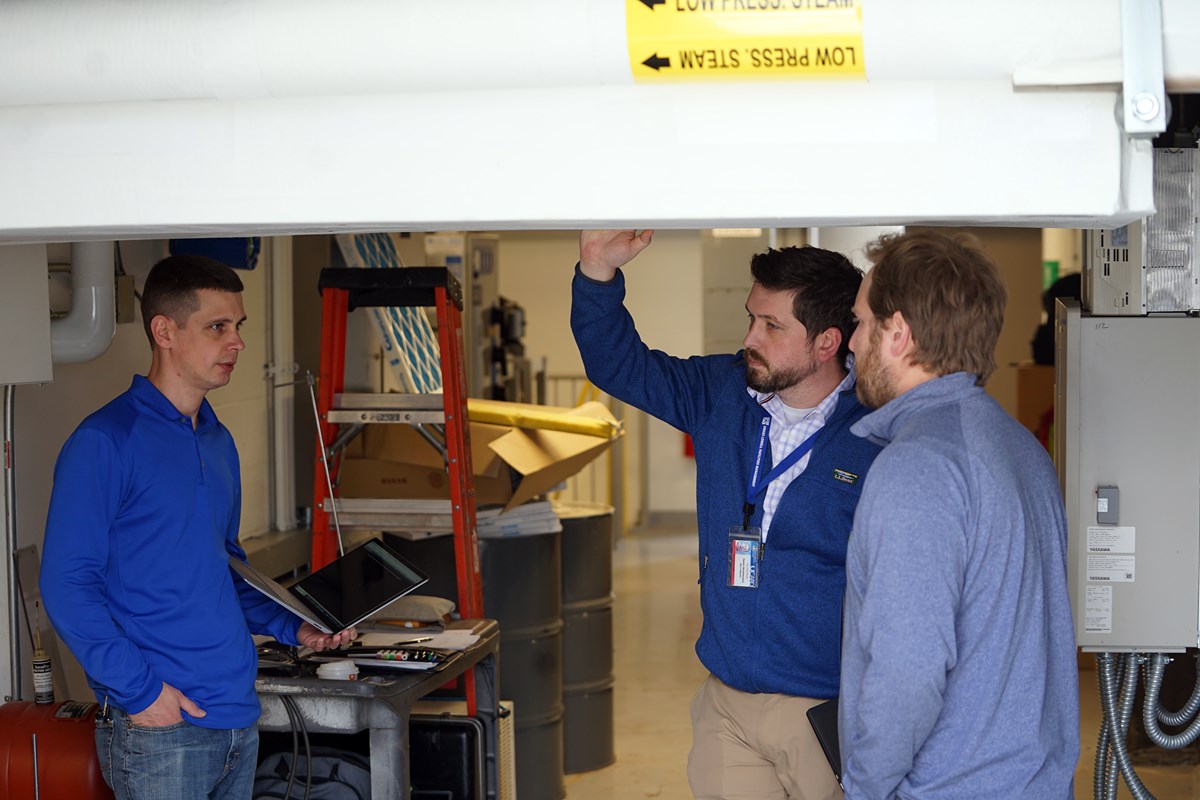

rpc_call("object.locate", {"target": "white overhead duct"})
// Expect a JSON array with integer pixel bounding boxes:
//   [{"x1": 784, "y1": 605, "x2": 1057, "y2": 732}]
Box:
[
  {"x1": 0, "y1": 0, "x2": 1193, "y2": 237},
  {"x1": 0, "y1": 0, "x2": 1188, "y2": 104},
  {"x1": 50, "y1": 241, "x2": 116, "y2": 364}
]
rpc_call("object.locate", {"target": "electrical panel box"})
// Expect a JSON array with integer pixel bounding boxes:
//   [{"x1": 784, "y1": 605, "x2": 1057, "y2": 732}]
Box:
[
  {"x1": 1083, "y1": 223, "x2": 1147, "y2": 315},
  {"x1": 1056, "y1": 300, "x2": 1200, "y2": 651},
  {"x1": 1083, "y1": 148, "x2": 1200, "y2": 316},
  {"x1": 0, "y1": 244, "x2": 53, "y2": 385}
]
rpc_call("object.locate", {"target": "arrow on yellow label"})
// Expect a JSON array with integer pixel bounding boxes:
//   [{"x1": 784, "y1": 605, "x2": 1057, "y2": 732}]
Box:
[{"x1": 642, "y1": 53, "x2": 672, "y2": 71}]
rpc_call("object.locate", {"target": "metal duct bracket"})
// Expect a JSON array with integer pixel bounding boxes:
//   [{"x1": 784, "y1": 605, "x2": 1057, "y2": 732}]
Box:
[{"x1": 1121, "y1": 0, "x2": 1168, "y2": 137}]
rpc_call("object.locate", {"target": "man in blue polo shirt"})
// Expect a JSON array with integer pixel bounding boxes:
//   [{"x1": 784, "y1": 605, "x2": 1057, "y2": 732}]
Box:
[
  {"x1": 41, "y1": 255, "x2": 355, "y2": 800},
  {"x1": 572, "y1": 230, "x2": 880, "y2": 800}
]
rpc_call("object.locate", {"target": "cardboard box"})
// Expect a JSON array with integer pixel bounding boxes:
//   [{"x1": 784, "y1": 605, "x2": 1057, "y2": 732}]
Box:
[
  {"x1": 1015, "y1": 363, "x2": 1054, "y2": 435},
  {"x1": 338, "y1": 401, "x2": 620, "y2": 510}
]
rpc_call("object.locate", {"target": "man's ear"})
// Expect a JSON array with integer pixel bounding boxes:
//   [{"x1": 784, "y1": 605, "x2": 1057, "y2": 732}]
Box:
[
  {"x1": 813, "y1": 327, "x2": 843, "y2": 363},
  {"x1": 149, "y1": 314, "x2": 176, "y2": 350},
  {"x1": 884, "y1": 311, "x2": 915, "y2": 360}
]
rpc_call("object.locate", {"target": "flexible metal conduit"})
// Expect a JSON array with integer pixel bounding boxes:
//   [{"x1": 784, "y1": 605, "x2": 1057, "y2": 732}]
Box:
[
  {"x1": 1155, "y1": 654, "x2": 1200, "y2": 727},
  {"x1": 1096, "y1": 652, "x2": 1155, "y2": 800},
  {"x1": 1141, "y1": 653, "x2": 1200, "y2": 748}
]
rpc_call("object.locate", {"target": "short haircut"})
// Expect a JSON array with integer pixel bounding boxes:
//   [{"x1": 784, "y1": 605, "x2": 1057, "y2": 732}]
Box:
[
  {"x1": 864, "y1": 231, "x2": 1007, "y2": 385},
  {"x1": 141, "y1": 255, "x2": 244, "y2": 346},
  {"x1": 750, "y1": 246, "x2": 863, "y2": 362}
]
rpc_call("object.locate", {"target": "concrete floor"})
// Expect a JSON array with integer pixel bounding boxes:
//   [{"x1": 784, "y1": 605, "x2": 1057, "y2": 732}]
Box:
[{"x1": 561, "y1": 526, "x2": 1200, "y2": 800}]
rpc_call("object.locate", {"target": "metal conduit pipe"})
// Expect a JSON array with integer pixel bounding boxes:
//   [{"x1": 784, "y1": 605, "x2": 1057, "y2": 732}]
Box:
[
  {"x1": 1155, "y1": 654, "x2": 1200, "y2": 727},
  {"x1": 1111, "y1": 655, "x2": 1138, "y2": 800},
  {"x1": 1093, "y1": 664, "x2": 1112, "y2": 800},
  {"x1": 1097, "y1": 652, "x2": 1156, "y2": 800},
  {"x1": 1096, "y1": 653, "x2": 1129, "y2": 800},
  {"x1": 1096, "y1": 654, "x2": 1119, "y2": 799},
  {"x1": 1141, "y1": 653, "x2": 1200, "y2": 748},
  {"x1": 3, "y1": 386, "x2": 18, "y2": 702},
  {"x1": 50, "y1": 241, "x2": 116, "y2": 365}
]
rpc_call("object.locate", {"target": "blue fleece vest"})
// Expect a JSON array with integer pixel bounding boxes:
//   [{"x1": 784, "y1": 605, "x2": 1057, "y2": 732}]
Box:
[{"x1": 572, "y1": 266, "x2": 881, "y2": 698}]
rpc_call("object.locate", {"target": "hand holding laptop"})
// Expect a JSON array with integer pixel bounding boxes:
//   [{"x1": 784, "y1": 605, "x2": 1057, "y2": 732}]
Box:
[{"x1": 297, "y1": 622, "x2": 358, "y2": 652}]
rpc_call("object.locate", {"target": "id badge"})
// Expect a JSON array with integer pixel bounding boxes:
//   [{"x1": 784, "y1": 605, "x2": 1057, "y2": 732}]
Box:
[{"x1": 728, "y1": 527, "x2": 762, "y2": 589}]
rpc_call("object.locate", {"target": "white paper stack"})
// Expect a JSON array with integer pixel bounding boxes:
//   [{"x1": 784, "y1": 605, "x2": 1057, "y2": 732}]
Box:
[{"x1": 332, "y1": 498, "x2": 561, "y2": 540}]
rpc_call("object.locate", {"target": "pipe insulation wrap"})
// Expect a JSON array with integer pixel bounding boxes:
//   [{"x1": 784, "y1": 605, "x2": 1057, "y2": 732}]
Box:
[
  {"x1": 0, "y1": 0, "x2": 630, "y2": 106},
  {"x1": 50, "y1": 241, "x2": 116, "y2": 364},
  {"x1": 0, "y1": 0, "x2": 1151, "y2": 107}
]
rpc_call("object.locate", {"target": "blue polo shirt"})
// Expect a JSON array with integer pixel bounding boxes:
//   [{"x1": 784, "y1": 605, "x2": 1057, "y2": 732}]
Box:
[{"x1": 41, "y1": 375, "x2": 301, "y2": 729}]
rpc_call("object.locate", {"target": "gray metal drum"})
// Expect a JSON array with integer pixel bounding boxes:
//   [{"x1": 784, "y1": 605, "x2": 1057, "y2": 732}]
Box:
[
  {"x1": 555, "y1": 502, "x2": 616, "y2": 774},
  {"x1": 480, "y1": 530, "x2": 565, "y2": 800}
]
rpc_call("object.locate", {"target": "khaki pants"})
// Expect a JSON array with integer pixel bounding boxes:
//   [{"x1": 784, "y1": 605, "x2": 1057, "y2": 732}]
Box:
[{"x1": 687, "y1": 674, "x2": 842, "y2": 800}]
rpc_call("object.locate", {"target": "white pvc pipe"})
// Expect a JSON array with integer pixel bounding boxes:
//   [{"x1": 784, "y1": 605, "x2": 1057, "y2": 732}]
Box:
[{"x1": 50, "y1": 242, "x2": 116, "y2": 364}]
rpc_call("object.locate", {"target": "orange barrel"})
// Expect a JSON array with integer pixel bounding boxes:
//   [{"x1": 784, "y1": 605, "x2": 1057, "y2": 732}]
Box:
[{"x1": 0, "y1": 700, "x2": 113, "y2": 799}]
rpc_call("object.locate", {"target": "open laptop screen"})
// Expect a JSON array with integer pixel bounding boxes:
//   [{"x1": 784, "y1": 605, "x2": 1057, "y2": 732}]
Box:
[{"x1": 290, "y1": 539, "x2": 429, "y2": 633}]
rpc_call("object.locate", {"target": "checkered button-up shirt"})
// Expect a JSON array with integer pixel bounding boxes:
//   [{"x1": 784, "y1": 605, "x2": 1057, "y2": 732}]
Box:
[{"x1": 748, "y1": 368, "x2": 856, "y2": 539}]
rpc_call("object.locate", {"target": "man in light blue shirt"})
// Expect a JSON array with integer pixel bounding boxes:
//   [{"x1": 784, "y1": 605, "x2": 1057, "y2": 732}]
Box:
[{"x1": 837, "y1": 232, "x2": 1079, "y2": 799}]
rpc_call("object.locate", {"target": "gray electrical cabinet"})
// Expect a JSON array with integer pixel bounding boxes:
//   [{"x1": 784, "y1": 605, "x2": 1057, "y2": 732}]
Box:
[
  {"x1": 1056, "y1": 300, "x2": 1200, "y2": 651},
  {"x1": 0, "y1": 244, "x2": 52, "y2": 385}
]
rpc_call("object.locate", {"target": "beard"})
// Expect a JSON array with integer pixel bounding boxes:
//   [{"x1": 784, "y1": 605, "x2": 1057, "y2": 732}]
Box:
[
  {"x1": 853, "y1": 337, "x2": 897, "y2": 410},
  {"x1": 744, "y1": 348, "x2": 819, "y2": 395}
]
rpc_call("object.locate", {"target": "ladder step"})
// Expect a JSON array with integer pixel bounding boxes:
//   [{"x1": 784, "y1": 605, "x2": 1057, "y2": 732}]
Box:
[
  {"x1": 329, "y1": 392, "x2": 446, "y2": 424},
  {"x1": 318, "y1": 267, "x2": 463, "y2": 310}
]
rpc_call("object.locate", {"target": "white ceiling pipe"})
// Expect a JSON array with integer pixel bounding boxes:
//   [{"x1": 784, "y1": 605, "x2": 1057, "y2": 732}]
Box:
[
  {"x1": 51, "y1": 241, "x2": 116, "y2": 364},
  {"x1": 2, "y1": 2, "x2": 1195, "y2": 100},
  {"x1": 0, "y1": 0, "x2": 1174, "y2": 107}
]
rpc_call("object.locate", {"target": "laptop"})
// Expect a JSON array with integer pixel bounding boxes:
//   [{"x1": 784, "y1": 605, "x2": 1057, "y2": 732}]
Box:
[
  {"x1": 231, "y1": 538, "x2": 429, "y2": 634},
  {"x1": 806, "y1": 697, "x2": 842, "y2": 786}
]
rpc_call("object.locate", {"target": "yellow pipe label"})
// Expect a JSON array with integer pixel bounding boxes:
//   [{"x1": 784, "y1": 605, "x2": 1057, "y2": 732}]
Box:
[{"x1": 626, "y1": 0, "x2": 865, "y2": 82}]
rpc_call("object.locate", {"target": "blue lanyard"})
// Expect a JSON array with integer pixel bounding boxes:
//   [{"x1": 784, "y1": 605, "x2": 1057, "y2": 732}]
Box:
[{"x1": 742, "y1": 414, "x2": 820, "y2": 528}]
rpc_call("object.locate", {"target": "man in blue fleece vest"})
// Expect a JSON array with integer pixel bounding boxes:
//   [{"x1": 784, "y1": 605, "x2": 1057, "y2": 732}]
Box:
[
  {"x1": 573, "y1": 230, "x2": 880, "y2": 800},
  {"x1": 41, "y1": 255, "x2": 356, "y2": 800},
  {"x1": 838, "y1": 232, "x2": 1079, "y2": 799}
]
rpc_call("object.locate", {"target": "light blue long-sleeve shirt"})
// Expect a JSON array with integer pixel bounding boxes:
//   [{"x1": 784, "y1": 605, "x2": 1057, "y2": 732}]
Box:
[
  {"x1": 838, "y1": 373, "x2": 1078, "y2": 799},
  {"x1": 41, "y1": 375, "x2": 302, "y2": 728}
]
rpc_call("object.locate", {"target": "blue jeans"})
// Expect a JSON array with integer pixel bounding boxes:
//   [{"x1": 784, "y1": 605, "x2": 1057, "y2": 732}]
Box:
[{"x1": 96, "y1": 708, "x2": 259, "y2": 800}]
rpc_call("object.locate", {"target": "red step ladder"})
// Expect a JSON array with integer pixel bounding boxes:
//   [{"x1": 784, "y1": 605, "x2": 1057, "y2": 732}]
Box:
[{"x1": 309, "y1": 266, "x2": 485, "y2": 712}]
